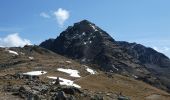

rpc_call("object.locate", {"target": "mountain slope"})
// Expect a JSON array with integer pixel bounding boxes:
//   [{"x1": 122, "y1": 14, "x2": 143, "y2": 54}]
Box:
[
  {"x1": 40, "y1": 20, "x2": 170, "y2": 92},
  {"x1": 0, "y1": 46, "x2": 170, "y2": 100},
  {"x1": 117, "y1": 41, "x2": 170, "y2": 91}
]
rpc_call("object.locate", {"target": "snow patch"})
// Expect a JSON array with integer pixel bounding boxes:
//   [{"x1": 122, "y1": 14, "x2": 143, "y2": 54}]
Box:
[
  {"x1": 47, "y1": 76, "x2": 81, "y2": 88},
  {"x1": 112, "y1": 65, "x2": 119, "y2": 71},
  {"x1": 132, "y1": 75, "x2": 138, "y2": 79},
  {"x1": 84, "y1": 42, "x2": 87, "y2": 45},
  {"x1": 65, "y1": 61, "x2": 72, "y2": 64},
  {"x1": 86, "y1": 68, "x2": 96, "y2": 74},
  {"x1": 29, "y1": 57, "x2": 34, "y2": 60},
  {"x1": 57, "y1": 68, "x2": 81, "y2": 78},
  {"x1": 82, "y1": 32, "x2": 86, "y2": 36},
  {"x1": 90, "y1": 24, "x2": 98, "y2": 31},
  {"x1": 89, "y1": 41, "x2": 92, "y2": 43},
  {"x1": 81, "y1": 58, "x2": 86, "y2": 62},
  {"x1": 23, "y1": 71, "x2": 47, "y2": 76},
  {"x1": 8, "y1": 50, "x2": 18, "y2": 55},
  {"x1": 84, "y1": 65, "x2": 96, "y2": 74}
]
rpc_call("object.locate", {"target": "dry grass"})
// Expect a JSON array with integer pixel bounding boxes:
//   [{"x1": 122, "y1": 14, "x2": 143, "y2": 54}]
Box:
[
  {"x1": 0, "y1": 47, "x2": 170, "y2": 100},
  {"x1": 76, "y1": 73, "x2": 170, "y2": 100}
]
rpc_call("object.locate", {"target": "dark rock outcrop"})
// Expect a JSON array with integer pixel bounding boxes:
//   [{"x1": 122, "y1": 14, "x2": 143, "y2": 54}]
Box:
[{"x1": 40, "y1": 20, "x2": 170, "y2": 92}]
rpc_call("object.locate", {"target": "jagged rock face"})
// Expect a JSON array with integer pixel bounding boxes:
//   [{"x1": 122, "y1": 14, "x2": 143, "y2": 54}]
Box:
[
  {"x1": 40, "y1": 20, "x2": 170, "y2": 73},
  {"x1": 41, "y1": 20, "x2": 118, "y2": 70},
  {"x1": 117, "y1": 41, "x2": 170, "y2": 91},
  {"x1": 117, "y1": 41, "x2": 170, "y2": 67},
  {"x1": 117, "y1": 41, "x2": 170, "y2": 75},
  {"x1": 40, "y1": 20, "x2": 170, "y2": 92},
  {"x1": 40, "y1": 20, "x2": 144, "y2": 72}
]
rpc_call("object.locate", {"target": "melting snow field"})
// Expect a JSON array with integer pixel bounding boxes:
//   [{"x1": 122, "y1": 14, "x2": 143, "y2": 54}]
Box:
[
  {"x1": 47, "y1": 76, "x2": 81, "y2": 88},
  {"x1": 84, "y1": 65, "x2": 96, "y2": 74},
  {"x1": 8, "y1": 50, "x2": 18, "y2": 55},
  {"x1": 57, "y1": 68, "x2": 81, "y2": 78},
  {"x1": 23, "y1": 71, "x2": 47, "y2": 76}
]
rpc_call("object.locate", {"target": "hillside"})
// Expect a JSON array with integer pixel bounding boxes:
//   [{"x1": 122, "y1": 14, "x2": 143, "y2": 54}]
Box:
[{"x1": 0, "y1": 46, "x2": 170, "y2": 100}]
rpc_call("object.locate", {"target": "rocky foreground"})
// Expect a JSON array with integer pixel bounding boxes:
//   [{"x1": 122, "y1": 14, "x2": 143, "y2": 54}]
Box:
[{"x1": 1, "y1": 73, "x2": 130, "y2": 100}]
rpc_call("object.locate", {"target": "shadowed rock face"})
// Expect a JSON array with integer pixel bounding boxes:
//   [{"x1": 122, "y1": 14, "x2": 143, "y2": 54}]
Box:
[
  {"x1": 40, "y1": 20, "x2": 170, "y2": 92},
  {"x1": 117, "y1": 41, "x2": 170, "y2": 66},
  {"x1": 117, "y1": 41, "x2": 170, "y2": 91},
  {"x1": 41, "y1": 20, "x2": 115, "y2": 61}
]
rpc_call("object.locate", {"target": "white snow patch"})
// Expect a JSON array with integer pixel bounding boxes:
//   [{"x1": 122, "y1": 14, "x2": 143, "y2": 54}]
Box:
[
  {"x1": 84, "y1": 42, "x2": 87, "y2": 45},
  {"x1": 90, "y1": 24, "x2": 98, "y2": 31},
  {"x1": 89, "y1": 41, "x2": 92, "y2": 43},
  {"x1": 112, "y1": 65, "x2": 119, "y2": 71},
  {"x1": 84, "y1": 65, "x2": 96, "y2": 74},
  {"x1": 65, "y1": 61, "x2": 72, "y2": 64},
  {"x1": 57, "y1": 68, "x2": 81, "y2": 78},
  {"x1": 47, "y1": 76, "x2": 81, "y2": 88},
  {"x1": 132, "y1": 75, "x2": 138, "y2": 79},
  {"x1": 8, "y1": 50, "x2": 18, "y2": 55},
  {"x1": 86, "y1": 68, "x2": 96, "y2": 74},
  {"x1": 23, "y1": 71, "x2": 47, "y2": 76},
  {"x1": 29, "y1": 57, "x2": 34, "y2": 60},
  {"x1": 81, "y1": 58, "x2": 86, "y2": 62},
  {"x1": 82, "y1": 32, "x2": 86, "y2": 36}
]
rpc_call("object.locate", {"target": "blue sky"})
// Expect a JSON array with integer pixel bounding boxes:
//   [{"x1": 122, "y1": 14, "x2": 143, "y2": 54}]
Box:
[{"x1": 0, "y1": 0, "x2": 170, "y2": 57}]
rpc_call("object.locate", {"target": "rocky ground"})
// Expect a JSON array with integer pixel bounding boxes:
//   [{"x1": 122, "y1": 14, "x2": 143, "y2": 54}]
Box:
[
  {"x1": 0, "y1": 46, "x2": 170, "y2": 100},
  {"x1": 0, "y1": 73, "x2": 128, "y2": 100}
]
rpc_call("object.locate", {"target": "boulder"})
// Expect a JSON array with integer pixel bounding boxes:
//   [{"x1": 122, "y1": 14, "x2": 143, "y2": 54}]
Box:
[
  {"x1": 62, "y1": 86, "x2": 82, "y2": 95},
  {"x1": 118, "y1": 96, "x2": 130, "y2": 100},
  {"x1": 53, "y1": 91, "x2": 67, "y2": 100}
]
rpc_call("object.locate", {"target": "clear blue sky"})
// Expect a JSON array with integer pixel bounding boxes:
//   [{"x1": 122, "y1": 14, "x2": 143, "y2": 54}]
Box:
[{"x1": 0, "y1": 0, "x2": 170, "y2": 57}]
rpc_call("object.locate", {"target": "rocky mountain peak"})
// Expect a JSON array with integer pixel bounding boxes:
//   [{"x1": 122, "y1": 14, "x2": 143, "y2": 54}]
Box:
[
  {"x1": 40, "y1": 20, "x2": 170, "y2": 92},
  {"x1": 72, "y1": 19, "x2": 97, "y2": 31},
  {"x1": 64, "y1": 20, "x2": 97, "y2": 34},
  {"x1": 40, "y1": 20, "x2": 115, "y2": 60},
  {"x1": 61, "y1": 20, "x2": 114, "y2": 42}
]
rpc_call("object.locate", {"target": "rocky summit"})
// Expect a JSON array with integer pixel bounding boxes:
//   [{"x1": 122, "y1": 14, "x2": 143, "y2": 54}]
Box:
[{"x1": 40, "y1": 20, "x2": 170, "y2": 92}]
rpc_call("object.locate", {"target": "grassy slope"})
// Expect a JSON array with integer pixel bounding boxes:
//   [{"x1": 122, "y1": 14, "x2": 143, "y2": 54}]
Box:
[{"x1": 0, "y1": 47, "x2": 170, "y2": 100}]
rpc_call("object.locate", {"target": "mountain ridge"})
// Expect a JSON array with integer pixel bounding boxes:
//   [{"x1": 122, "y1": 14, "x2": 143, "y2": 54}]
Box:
[{"x1": 40, "y1": 20, "x2": 170, "y2": 92}]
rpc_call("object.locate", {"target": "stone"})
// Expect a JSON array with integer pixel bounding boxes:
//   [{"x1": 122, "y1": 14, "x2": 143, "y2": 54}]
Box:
[
  {"x1": 54, "y1": 91, "x2": 67, "y2": 100},
  {"x1": 62, "y1": 86, "x2": 82, "y2": 95},
  {"x1": 91, "y1": 94, "x2": 103, "y2": 100},
  {"x1": 118, "y1": 96, "x2": 130, "y2": 100},
  {"x1": 54, "y1": 77, "x2": 60, "y2": 85}
]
